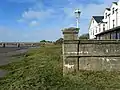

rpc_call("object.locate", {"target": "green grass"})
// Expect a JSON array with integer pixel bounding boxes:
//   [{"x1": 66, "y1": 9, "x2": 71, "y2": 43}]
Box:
[{"x1": 0, "y1": 45, "x2": 120, "y2": 90}]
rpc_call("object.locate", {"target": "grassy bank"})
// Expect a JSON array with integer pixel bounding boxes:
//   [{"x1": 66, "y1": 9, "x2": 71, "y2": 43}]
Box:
[{"x1": 0, "y1": 45, "x2": 120, "y2": 90}]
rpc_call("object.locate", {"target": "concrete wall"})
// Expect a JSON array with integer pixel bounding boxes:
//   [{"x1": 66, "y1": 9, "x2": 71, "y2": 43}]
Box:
[{"x1": 62, "y1": 27, "x2": 120, "y2": 74}]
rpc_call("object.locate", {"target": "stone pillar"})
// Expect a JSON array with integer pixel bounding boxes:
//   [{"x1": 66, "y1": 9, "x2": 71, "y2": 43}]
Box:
[
  {"x1": 2, "y1": 43, "x2": 5, "y2": 48},
  {"x1": 17, "y1": 43, "x2": 20, "y2": 48},
  {"x1": 62, "y1": 27, "x2": 79, "y2": 40},
  {"x1": 62, "y1": 27, "x2": 79, "y2": 74}
]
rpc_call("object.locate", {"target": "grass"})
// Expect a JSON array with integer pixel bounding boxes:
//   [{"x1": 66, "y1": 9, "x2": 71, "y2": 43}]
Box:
[{"x1": 0, "y1": 45, "x2": 120, "y2": 90}]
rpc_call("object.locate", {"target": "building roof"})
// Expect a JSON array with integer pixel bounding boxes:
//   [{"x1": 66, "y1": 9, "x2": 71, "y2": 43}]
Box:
[
  {"x1": 92, "y1": 16, "x2": 104, "y2": 23},
  {"x1": 112, "y1": 2, "x2": 117, "y2": 5},
  {"x1": 96, "y1": 26, "x2": 120, "y2": 36},
  {"x1": 105, "y1": 8, "x2": 110, "y2": 11}
]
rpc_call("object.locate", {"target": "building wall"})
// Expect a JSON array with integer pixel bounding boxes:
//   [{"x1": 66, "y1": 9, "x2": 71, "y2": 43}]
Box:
[
  {"x1": 89, "y1": 19, "x2": 105, "y2": 39},
  {"x1": 117, "y1": 1, "x2": 120, "y2": 26},
  {"x1": 100, "y1": 23, "x2": 106, "y2": 32},
  {"x1": 110, "y1": 3, "x2": 118, "y2": 29},
  {"x1": 103, "y1": 9, "x2": 110, "y2": 30},
  {"x1": 89, "y1": 18, "x2": 98, "y2": 39},
  {"x1": 96, "y1": 30, "x2": 120, "y2": 40},
  {"x1": 102, "y1": 3, "x2": 118, "y2": 30}
]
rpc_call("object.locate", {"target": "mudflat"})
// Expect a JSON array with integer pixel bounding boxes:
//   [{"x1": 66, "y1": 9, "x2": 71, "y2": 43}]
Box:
[{"x1": 0, "y1": 47, "x2": 29, "y2": 77}]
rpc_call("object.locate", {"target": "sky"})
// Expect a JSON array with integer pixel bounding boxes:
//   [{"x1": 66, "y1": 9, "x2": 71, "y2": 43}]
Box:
[{"x1": 0, "y1": 0, "x2": 118, "y2": 42}]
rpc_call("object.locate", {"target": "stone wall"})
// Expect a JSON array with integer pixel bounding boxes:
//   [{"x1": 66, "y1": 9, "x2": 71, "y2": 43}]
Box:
[{"x1": 62, "y1": 27, "x2": 120, "y2": 73}]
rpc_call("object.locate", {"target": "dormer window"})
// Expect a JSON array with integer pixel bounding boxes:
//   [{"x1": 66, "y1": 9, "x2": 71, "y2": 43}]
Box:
[
  {"x1": 116, "y1": 9, "x2": 118, "y2": 14},
  {"x1": 112, "y1": 8, "x2": 114, "y2": 14}
]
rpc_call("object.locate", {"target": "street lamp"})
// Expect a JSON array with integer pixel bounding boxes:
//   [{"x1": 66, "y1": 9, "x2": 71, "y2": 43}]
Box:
[{"x1": 74, "y1": 9, "x2": 81, "y2": 28}]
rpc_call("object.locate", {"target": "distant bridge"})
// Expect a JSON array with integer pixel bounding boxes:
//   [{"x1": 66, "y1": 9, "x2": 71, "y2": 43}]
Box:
[{"x1": 0, "y1": 42, "x2": 42, "y2": 48}]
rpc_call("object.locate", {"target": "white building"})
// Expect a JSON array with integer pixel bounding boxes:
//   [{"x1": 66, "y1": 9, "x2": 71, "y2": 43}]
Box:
[
  {"x1": 89, "y1": 16, "x2": 104, "y2": 39},
  {"x1": 89, "y1": 1, "x2": 120, "y2": 39}
]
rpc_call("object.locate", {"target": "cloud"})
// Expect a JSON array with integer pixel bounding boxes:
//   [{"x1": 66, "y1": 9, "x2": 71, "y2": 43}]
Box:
[
  {"x1": 0, "y1": 25, "x2": 61, "y2": 42},
  {"x1": 29, "y1": 20, "x2": 39, "y2": 26},
  {"x1": 21, "y1": 7, "x2": 55, "y2": 20},
  {"x1": 61, "y1": 0, "x2": 117, "y2": 34},
  {"x1": 22, "y1": 10, "x2": 41, "y2": 20},
  {"x1": 63, "y1": 2, "x2": 108, "y2": 20},
  {"x1": 18, "y1": 7, "x2": 55, "y2": 26},
  {"x1": 16, "y1": 0, "x2": 118, "y2": 42},
  {"x1": 20, "y1": 0, "x2": 116, "y2": 31}
]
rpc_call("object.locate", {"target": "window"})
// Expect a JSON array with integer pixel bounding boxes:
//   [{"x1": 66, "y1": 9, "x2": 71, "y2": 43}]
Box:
[
  {"x1": 116, "y1": 9, "x2": 118, "y2": 13},
  {"x1": 96, "y1": 27, "x2": 97, "y2": 33},
  {"x1": 111, "y1": 32, "x2": 116, "y2": 39},
  {"x1": 117, "y1": 32, "x2": 120, "y2": 39},
  {"x1": 98, "y1": 24, "x2": 101, "y2": 32},
  {"x1": 112, "y1": 8, "x2": 114, "y2": 14},
  {"x1": 99, "y1": 26, "x2": 101, "y2": 32},
  {"x1": 103, "y1": 24, "x2": 105, "y2": 31},
  {"x1": 105, "y1": 13, "x2": 107, "y2": 19},
  {"x1": 113, "y1": 20, "x2": 115, "y2": 28},
  {"x1": 116, "y1": 9, "x2": 118, "y2": 26}
]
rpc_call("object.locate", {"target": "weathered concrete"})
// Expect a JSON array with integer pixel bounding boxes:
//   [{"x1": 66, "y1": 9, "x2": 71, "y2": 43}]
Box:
[
  {"x1": 62, "y1": 27, "x2": 79, "y2": 40},
  {"x1": 62, "y1": 27, "x2": 120, "y2": 74}
]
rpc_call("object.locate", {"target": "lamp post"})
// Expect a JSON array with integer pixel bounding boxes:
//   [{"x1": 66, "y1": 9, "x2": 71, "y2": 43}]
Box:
[{"x1": 74, "y1": 9, "x2": 81, "y2": 28}]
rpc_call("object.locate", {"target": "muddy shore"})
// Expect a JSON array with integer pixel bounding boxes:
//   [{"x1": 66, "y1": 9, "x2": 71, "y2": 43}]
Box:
[{"x1": 0, "y1": 47, "x2": 30, "y2": 77}]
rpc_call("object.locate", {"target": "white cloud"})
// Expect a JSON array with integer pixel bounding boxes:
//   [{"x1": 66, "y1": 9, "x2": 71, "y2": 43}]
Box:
[
  {"x1": 0, "y1": 26, "x2": 61, "y2": 42},
  {"x1": 29, "y1": 20, "x2": 39, "y2": 26},
  {"x1": 22, "y1": 10, "x2": 41, "y2": 20},
  {"x1": 17, "y1": 0, "x2": 118, "y2": 41},
  {"x1": 18, "y1": 8, "x2": 55, "y2": 27},
  {"x1": 62, "y1": 0, "x2": 118, "y2": 34},
  {"x1": 21, "y1": 9, "x2": 55, "y2": 20},
  {"x1": 63, "y1": 3, "x2": 106, "y2": 20}
]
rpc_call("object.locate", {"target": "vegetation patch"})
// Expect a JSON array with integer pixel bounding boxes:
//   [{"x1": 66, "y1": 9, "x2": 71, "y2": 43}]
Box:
[{"x1": 0, "y1": 45, "x2": 120, "y2": 90}]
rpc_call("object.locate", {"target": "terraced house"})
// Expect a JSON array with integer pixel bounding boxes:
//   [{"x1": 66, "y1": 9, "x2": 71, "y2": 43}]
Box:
[{"x1": 89, "y1": 1, "x2": 120, "y2": 40}]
